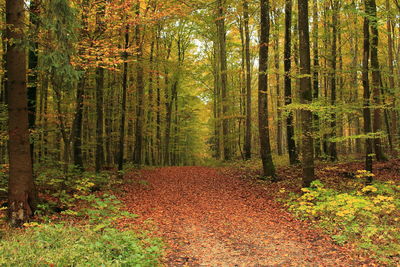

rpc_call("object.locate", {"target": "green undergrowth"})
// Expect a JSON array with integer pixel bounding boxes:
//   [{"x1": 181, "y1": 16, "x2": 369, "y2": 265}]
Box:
[
  {"x1": 0, "y1": 162, "x2": 164, "y2": 266},
  {"x1": 0, "y1": 193, "x2": 164, "y2": 266},
  {"x1": 0, "y1": 224, "x2": 162, "y2": 266},
  {"x1": 285, "y1": 172, "x2": 400, "y2": 265}
]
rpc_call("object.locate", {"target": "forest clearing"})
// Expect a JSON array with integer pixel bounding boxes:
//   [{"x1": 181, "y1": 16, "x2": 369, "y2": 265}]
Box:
[{"x1": 0, "y1": 0, "x2": 400, "y2": 265}]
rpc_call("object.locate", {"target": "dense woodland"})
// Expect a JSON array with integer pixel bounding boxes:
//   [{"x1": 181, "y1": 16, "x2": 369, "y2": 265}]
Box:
[{"x1": 1, "y1": 0, "x2": 400, "y2": 228}]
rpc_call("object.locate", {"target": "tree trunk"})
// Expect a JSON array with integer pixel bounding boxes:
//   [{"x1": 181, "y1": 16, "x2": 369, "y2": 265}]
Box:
[
  {"x1": 273, "y1": 10, "x2": 283, "y2": 156},
  {"x1": 329, "y1": 1, "x2": 338, "y2": 161},
  {"x1": 298, "y1": 0, "x2": 315, "y2": 187},
  {"x1": 367, "y1": 0, "x2": 387, "y2": 162},
  {"x1": 284, "y1": 0, "x2": 299, "y2": 165},
  {"x1": 95, "y1": 1, "x2": 106, "y2": 172},
  {"x1": 243, "y1": 0, "x2": 252, "y2": 160},
  {"x1": 362, "y1": 7, "x2": 373, "y2": 174},
  {"x1": 118, "y1": 25, "x2": 129, "y2": 172},
  {"x1": 28, "y1": 0, "x2": 40, "y2": 165},
  {"x1": 217, "y1": 0, "x2": 231, "y2": 161},
  {"x1": 134, "y1": 7, "x2": 145, "y2": 166},
  {"x1": 258, "y1": 0, "x2": 276, "y2": 180},
  {"x1": 95, "y1": 68, "x2": 105, "y2": 172},
  {"x1": 6, "y1": 0, "x2": 36, "y2": 226},
  {"x1": 312, "y1": 0, "x2": 321, "y2": 158},
  {"x1": 386, "y1": 0, "x2": 397, "y2": 155},
  {"x1": 147, "y1": 38, "x2": 155, "y2": 165},
  {"x1": 73, "y1": 77, "x2": 85, "y2": 170}
]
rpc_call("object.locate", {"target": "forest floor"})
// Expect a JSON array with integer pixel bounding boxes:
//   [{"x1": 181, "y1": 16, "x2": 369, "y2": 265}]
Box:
[{"x1": 118, "y1": 166, "x2": 377, "y2": 266}]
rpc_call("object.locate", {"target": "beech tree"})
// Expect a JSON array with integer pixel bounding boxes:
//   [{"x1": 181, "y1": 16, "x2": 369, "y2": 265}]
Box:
[
  {"x1": 298, "y1": 0, "x2": 315, "y2": 187},
  {"x1": 258, "y1": 0, "x2": 276, "y2": 179},
  {"x1": 6, "y1": 0, "x2": 36, "y2": 225}
]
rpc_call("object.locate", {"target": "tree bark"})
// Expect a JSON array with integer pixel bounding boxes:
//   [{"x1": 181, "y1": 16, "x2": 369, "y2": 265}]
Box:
[
  {"x1": 118, "y1": 25, "x2": 130, "y2": 172},
  {"x1": 243, "y1": 0, "x2": 252, "y2": 160},
  {"x1": 362, "y1": 8, "x2": 373, "y2": 174},
  {"x1": 367, "y1": 0, "x2": 387, "y2": 162},
  {"x1": 73, "y1": 77, "x2": 85, "y2": 170},
  {"x1": 386, "y1": 0, "x2": 397, "y2": 156},
  {"x1": 134, "y1": 6, "x2": 145, "y2": 166},
  {"x1": 217, "y1": 0, "x2": 231, "y2": 160},
  {"x1": 28, "y1": 0, "x2": 40, "y2": 165},
  {"x1": 329, "y1": 1, "x2": 338, "y2": 161},
  {"x1": 258, "y1": 0, "x2": 276, "y2": 180},
  {"x1": 284, "y1": 0, "x2": 299, "y2": 165},
  {"x1": 6, "y1": 0, "x2": 36, "y2": 226},
  {"x1": 95, "y1": 68, "x2": 105, "y2": 172},
  {"x1": 95, "y1": 1, "x2": 106, "y2": 172},
  {"x1": 298, "y1": 0, "x2": 315, "y2": 187},
  {"x1": 312, "y1": 0, "x2": 321, "y2": 158},
  {"x1": 273, "y1": 9, "x2": 283, "y2": 156}
]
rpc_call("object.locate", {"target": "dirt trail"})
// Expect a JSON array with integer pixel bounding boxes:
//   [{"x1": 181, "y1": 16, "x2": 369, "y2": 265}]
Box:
[{"x1": 120, "y1": 167, "x2": 370, "y2": 266}]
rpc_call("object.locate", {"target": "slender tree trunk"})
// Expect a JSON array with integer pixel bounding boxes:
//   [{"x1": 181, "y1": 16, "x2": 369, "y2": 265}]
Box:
[
  {"x1": 95, "y1": 67, "x2": 105, "y2": 172},
  {"x1": 284, "y1": 0, "x2": 299, "y2": 165},
  {"x1": 134, "y1": 7, "x2": 145, "y2": 166},
  {"x1": 217, "y1": 0, "x2": 230, "y2": 160},
  {"x1": 386, "y1": 0, "x2": 398, "y2": 155},
  {"x1": 298, "y1": 0, "x2": 315, "y2": 187},
  {"x1": 312, "y1": 0, "x2": 321, "y2": 158},
  {"x1": 95, "y1": 1, "x2": 106, "y2": 172},
  {"x1": 259, "y1": 0, "x2": 276, "y2": 180},
  {"x1": 147, "y1": 38, "x2": 155, "y2": 165},
  {"x1": 243, "y1": 0, "x2": 252, "y2": 159},
  {"x1": 6, "y1": 0, "x2": 36, "y2": 226},
  {"x1": 350, "y1": 0, "x2": 362, "y2": 155},
  {"x1": 73, "y1": 76, "x2": 85, "y2": 170},
  {"x1": 329, "y1": 1, "x2": 338, "y2": 161},
  {"x1": 163, "y1": 42, "x2": 173, "y2": 166},
  {"x1": 105, "y1": 71, "x2": 114, "y2": 166},
  {"x1": 118, "y1": 25, "x2": 129, "y2": 172},
  {"x1": 28, "y1": 0, "x2": 40, "y2": 166},
  {"x1": 273, "y1": 11, "x2": 283, "y2": 156},
  {"x1": 362, "y1": 8, "x2": 373, "y2": 174}
]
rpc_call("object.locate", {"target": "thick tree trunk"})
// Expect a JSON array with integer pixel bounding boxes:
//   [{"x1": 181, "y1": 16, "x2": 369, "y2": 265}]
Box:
[
  {"x1": 258, "y1": 0, "x2": 276, "y2": 180},
  {"x1": 6, "y1": 0, "x2": 36, "y2": 226},
  {"x1": 367, "y1": 0, "x2": 387, "y2": 162},
  {"x1": 298, "y1": 0, "x2": 315, "y2": 187},
  {"x1": 284, "y1": 0, "x2": 299, "y2": 165}
]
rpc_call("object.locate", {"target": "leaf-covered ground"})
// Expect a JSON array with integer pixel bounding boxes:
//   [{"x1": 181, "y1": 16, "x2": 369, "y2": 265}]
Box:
[{"x1": 119, "y1": 166, "x2": 375, "y2": 266}]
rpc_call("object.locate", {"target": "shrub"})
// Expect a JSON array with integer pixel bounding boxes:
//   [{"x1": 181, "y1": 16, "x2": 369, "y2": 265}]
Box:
[{"x1": 288, "y1": 178, "x2": 400, "y2": 264}]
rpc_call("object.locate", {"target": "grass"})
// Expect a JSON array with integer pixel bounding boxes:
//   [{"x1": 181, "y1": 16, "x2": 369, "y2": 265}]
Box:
[{"x1": 0, "y1": 224, "x2": 163, "y2": 266}]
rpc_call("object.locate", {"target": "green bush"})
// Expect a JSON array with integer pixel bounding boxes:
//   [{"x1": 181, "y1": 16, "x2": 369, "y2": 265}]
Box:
[
  {"x1": 287, "y1": 177, "x2": 400, "y2": 264},
  {"x1": 0, "y1": 224, "x2": 163, "y2": 266}
]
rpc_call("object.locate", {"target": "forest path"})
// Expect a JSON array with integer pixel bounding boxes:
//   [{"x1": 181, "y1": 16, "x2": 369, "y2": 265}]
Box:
[{"x1": 120, "y1": 167, "x2": 368, "y2": 266}]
